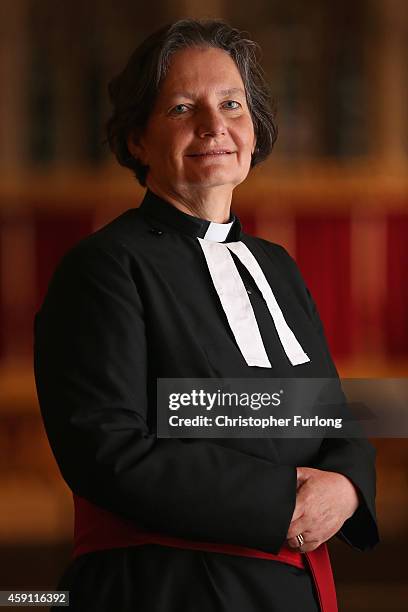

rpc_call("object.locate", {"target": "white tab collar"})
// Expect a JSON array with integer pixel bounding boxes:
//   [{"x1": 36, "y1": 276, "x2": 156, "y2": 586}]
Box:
[
  {"x1": 197, "y1": 238, "x2": 310, "y2": 368},
  {"x1": 203, "y1": 219, "x2": 235, "y2": 242}
]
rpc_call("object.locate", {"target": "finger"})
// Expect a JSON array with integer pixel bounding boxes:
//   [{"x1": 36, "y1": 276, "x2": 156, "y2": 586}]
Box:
[
  {"x1": 296, "y1": 467, "x2": 307, "y2": 488},
  {"x1": 287, "y1": 531, "x2": 317, "y2": 550},
  {"x1": 286, "y1": 535, "x2": 321, "y2": 553},
  {"x1": 287, "y1": 516, "x2": 307, "y2": 540},
  {"x1": 287, "y1": 536, "x2": 300, "y2": 549},
  {"x1": 296, "y1": 466, "x2": 313, "y2": 487}
]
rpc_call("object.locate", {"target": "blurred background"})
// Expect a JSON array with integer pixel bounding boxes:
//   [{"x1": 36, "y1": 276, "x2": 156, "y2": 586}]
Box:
[{"x1": 0, "y1": 0, "x2": 407, "y2": 610}]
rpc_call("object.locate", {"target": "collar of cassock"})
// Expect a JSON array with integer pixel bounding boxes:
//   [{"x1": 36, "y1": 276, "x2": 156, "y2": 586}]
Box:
[{"x1": 139, "y1": 189, "x2": 310, "y2": 368}]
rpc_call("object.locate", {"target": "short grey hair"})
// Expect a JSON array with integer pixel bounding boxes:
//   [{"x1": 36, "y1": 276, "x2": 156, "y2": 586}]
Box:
[{"x1": 106, "y1": 18, "x2": 277, "y2": 186}]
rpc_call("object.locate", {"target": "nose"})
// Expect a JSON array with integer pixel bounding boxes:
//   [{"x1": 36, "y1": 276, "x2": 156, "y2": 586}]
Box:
[{"x1": 196, "y1": 107, "x2": 226, "y2": 138}]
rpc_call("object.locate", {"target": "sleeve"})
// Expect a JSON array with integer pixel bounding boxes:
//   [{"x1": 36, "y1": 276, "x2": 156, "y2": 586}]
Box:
[
  {"x1": 270, "y1": 243, "x2": 379, "y2": 551},
  {"x1": 33, "y1": 243, "x2": 297, "y2": 554}
]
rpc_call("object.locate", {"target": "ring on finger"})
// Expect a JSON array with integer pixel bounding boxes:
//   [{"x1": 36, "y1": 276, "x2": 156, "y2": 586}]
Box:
[{"x1": 296, "y1": 533, "x2": 305, "y2": 548}]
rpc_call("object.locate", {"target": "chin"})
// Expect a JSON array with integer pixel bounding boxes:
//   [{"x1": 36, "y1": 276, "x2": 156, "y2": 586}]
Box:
[
  {"x1": 185, "y1": 169, "x2": 245, "y2": 188},
  {"x1": 185, "y1": 179, "x2": 237, "y2": 190}
]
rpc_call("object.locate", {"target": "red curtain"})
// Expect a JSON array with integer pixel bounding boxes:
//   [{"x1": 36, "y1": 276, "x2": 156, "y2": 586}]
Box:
[
  {"x1": 295, "y1": 213, "x2": 353, "y2": 359},
  {"x1": 385, "y1": 213, "x2": 408, "y2": 357},
  {"x1": 237, "y1": 210, "x2": 256, "y2": 236},
  {"x1": 34, "y1": 210, "x2": 94, "y2": 310}
]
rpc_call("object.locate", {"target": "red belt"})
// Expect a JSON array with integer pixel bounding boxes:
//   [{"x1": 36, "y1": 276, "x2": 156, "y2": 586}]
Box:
[{"x1": 72, "y1": 494, "x2": 337, "y2": 612}]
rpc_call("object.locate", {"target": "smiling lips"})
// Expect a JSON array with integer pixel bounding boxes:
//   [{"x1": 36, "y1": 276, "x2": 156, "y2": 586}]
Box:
[{"x1": 187, "y1": 150, "x2": 235, "y2": 157}]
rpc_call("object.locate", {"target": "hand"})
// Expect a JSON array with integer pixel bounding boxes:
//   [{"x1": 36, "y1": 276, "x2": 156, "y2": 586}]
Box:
[{"x1": 286, "y1": 467, "x2": 360, "y2": 552}]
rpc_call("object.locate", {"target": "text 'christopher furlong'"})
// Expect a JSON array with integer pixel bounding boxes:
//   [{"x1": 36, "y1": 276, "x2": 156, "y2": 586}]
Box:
[{"x1": 168, "y1": 415, "x2": 344, "y2": 429}]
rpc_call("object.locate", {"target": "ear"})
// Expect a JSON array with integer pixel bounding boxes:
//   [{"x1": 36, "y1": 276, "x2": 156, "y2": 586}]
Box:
[
  {"x1": 251, "y1": 133, "x2": 257, "y2": 156},
  {"x1": 127, "y1": 132, "x2": 147, "y2": 165}
]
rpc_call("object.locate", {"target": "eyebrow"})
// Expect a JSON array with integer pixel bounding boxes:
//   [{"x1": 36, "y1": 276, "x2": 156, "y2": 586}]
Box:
[{"x1": 169, "y1": 87, "x2": 246, "y2": 99}]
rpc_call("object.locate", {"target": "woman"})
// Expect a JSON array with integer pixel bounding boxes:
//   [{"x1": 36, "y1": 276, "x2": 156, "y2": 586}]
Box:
[{"x1": 34, "y1": 18, "x2": 378, "y2": 612}]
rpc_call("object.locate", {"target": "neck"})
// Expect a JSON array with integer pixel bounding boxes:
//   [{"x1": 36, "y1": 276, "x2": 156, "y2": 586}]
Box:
[{"x1": 146, "y1": 179, "x2": 233, "y2": 223}]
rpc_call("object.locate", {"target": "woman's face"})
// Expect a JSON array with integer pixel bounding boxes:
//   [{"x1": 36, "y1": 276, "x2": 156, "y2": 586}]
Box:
[{"x1": 129, "y1": 46, "x2": 256, "y2": 196}]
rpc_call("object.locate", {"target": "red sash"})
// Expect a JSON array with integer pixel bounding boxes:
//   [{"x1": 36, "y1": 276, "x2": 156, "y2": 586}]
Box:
[{"x1": 72, "y1": 494, "x2": 337, "y2": 612}]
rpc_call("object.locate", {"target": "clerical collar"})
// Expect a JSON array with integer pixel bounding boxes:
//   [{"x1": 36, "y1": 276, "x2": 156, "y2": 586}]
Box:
[
  {"x1": 138, "y1": 188, "x2": 310, "y2": 369},
  {"x1": 138, "y1": 189, "x2": 242, "y2": 242}
]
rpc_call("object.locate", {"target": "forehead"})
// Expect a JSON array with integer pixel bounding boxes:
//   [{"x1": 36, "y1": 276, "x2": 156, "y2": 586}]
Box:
[{"x1": 159, "y1": 47, "x2": 246, "y2": 97}]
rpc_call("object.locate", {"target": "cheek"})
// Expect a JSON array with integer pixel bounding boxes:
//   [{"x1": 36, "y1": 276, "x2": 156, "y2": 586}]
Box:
[
  {"x1": 233, "y1": 119, "x2": 256, "y2": 153},
  {"x1": 150, "y1": 125, "x2": 190, "y2": 165}
]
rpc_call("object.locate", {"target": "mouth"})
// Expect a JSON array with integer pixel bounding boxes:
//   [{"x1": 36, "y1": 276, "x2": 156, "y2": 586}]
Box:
[{"x1": 186, "y1": 150, "x2": 235, "y2": 157}]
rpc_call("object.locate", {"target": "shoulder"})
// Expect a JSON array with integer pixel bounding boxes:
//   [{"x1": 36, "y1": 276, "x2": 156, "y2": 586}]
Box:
[
  {"x1": 51, "y1": 207, "x2": 150, "y2": 279},
  {"x1": 69, "y1": 206, "x2": 150, "y2": 264},
  {"x1": 42, "y1": 208, "x2": 150, "y2": 311}
]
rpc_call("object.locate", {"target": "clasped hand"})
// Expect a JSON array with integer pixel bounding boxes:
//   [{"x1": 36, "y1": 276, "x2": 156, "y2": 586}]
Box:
[{"x1": 286, "y1": 467, "x2": 360, "y2": 552}]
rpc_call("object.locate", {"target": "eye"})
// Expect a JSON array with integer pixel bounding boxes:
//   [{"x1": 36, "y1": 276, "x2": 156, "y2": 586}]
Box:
[
  {"x1": 223, "y1": 100, "x2": 241, "y2": 110},
  {"x1": 170, "y1": 104, "x2": 190, "y2": 115}
]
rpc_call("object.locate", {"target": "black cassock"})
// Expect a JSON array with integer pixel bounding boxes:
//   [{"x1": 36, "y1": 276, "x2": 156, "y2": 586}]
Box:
[{"x1": 34, "y1": 189, "x2": 379, "y2": 612}]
